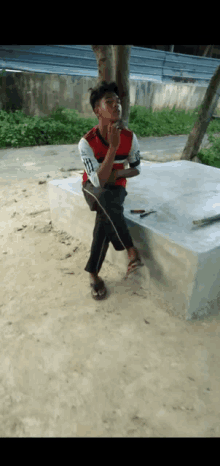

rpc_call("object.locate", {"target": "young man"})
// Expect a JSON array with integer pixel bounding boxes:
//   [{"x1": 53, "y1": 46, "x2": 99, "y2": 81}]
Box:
[{"x1": 78, "y1": 81, "x2": 143, "y2": 300}]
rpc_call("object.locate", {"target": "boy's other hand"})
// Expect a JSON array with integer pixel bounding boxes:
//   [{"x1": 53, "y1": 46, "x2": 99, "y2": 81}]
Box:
[{"x1": 107, "y1": 169, "x2": 118, "y2": 185}]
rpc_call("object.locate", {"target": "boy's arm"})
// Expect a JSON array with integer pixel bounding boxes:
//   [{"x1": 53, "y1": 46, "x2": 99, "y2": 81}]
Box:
[
  {"x1": 116, "y1": 132, "x2": 141, "y2": 179},
  {"x1": 78, "y1": 138, "x2": 101, "y2": 187}
]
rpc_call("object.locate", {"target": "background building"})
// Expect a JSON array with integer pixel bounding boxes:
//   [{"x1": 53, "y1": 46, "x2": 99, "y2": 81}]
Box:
[
  {"x1": 1, "y1": 45, "x2": 220, "y2": 118},
  {"x1": 135, "y1": 45, "x2": 220, "y2": 59}
]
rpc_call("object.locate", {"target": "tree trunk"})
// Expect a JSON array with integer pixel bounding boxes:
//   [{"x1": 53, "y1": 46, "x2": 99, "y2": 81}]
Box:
[
  {"x1": 91, "y1": 45, "x2": 131, "y2": 129},
  {"x1": 180, "y1": 64, "x2": 220, "y2": 162},
  {"x1": 209, "y1": 45, "x2": 214, "y2": 58},
  {"x1": 203, "y1": 45, "x2": 212, "y2": 57},
  {"x1": 114, "y1": 45, "x2": 131, "y2": 128},
  {"x1": 91, "y1": 45, "x2": 115, "y2": 83}
]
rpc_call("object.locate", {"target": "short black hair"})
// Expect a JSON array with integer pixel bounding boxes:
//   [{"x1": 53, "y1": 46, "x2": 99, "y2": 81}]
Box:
[{"x1": 89, "y1": 81, "x2": 119, "y2": 112}]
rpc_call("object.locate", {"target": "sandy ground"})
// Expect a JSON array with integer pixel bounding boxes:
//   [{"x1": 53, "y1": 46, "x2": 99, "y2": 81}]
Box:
[{"x1": 1, "y1": 173, "x2": 220, "y2": 437}]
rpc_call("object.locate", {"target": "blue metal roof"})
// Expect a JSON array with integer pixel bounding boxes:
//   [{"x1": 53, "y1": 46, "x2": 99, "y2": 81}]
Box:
[{"x1": 0, "y1": 45, "x2": 220, "y2": 85}]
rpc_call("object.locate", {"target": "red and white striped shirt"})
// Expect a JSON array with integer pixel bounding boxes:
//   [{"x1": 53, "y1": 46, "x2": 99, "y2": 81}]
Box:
[{"x1": 78, "y1": 125, "x2": 141, "y2": 188}]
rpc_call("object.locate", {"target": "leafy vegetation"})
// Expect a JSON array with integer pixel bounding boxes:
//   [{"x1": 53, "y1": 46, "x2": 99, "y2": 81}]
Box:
[{"x1": 0, "y1": 104, "x2": 220, "y2": 168}]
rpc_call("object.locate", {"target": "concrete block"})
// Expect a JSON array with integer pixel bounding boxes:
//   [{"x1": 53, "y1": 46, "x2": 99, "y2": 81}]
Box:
[{"x1": 48, "y1": 161, "x2": 220, "y2": 321}]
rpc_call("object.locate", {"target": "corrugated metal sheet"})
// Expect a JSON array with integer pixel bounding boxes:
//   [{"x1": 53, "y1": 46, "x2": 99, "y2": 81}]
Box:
[{"x1": 0, "y1": 45, "x2": 220, "y2": 85}]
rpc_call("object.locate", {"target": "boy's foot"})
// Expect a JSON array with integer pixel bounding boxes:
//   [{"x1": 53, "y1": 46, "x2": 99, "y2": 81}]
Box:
[
  {"x1": 125, "y1": 247, "x2": 144, "y2": 279},
  {"x1": 90, "y1": 275, "x2": 107, "y2": 300}
]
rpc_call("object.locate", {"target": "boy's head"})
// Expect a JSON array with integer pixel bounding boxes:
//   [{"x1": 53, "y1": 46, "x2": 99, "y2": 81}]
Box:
[{"x1": 89, "y1": 81, "x2": 122, "y2": 123}]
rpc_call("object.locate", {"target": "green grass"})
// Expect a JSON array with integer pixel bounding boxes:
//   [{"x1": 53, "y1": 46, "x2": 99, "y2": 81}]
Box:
[{"x1": 0, "y1": 104, "x2": 220, "y2": 168}]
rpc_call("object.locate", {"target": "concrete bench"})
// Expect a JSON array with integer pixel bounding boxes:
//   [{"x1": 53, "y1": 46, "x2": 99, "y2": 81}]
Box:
[{"x1": 48, "y1": 160, "x2": 220, "y2": 321}]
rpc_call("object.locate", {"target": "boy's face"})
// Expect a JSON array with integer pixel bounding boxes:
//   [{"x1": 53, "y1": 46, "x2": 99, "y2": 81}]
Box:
[{"x1": 94, "y1": 92, "x2": 122, "y2": 122}]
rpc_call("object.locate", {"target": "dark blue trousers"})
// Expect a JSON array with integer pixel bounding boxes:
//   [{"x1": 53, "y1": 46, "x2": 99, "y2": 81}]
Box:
[{"x1": 82, "y1": 180, "x2": 134, "y2": 274}]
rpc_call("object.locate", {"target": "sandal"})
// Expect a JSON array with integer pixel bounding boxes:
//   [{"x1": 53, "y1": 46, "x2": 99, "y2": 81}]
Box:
[
  {"x1": 124, "y1": 249, "x2": 144, "y2": 280},
  {"x1": 90, "y1": 278, "x2": 107, "y2": 300}
]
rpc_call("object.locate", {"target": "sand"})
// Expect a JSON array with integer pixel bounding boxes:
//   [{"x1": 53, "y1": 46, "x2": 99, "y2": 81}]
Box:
[{"x1": 0, "y1": 174, "x2": 220, "y2": 437}]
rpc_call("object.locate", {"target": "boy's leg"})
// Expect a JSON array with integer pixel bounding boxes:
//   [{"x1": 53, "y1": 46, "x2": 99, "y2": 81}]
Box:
[
  {"x1": 82, "y1": 181, "x2": 134, "y2": 275},
  {"x1": 84, "y1": 210, "x2": 110, "y2": 274}
]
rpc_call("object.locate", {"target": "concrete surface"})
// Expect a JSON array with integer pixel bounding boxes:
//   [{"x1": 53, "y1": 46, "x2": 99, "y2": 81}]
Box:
[
  {"x1": 0, "y1": 134, "x2": 219, "y2": 320},
  {"x1": 48, "y1": 162, "x2": 220, "y2": 321}
]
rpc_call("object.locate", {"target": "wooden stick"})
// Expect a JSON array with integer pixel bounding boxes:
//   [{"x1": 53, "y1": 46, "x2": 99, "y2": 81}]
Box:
[{"x1": 193, "y1": 214, "x2": 220, "y2": 225}]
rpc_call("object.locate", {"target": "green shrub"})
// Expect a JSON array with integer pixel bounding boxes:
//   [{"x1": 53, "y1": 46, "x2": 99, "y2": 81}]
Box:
[
  {"x1": 0, "y1": 104, "x2": 220, "y2": 169},
  {"x1": 198, "y1": 134, "x2": 220, "y2": 168},
  {"x1": 0, "y1": 107, "x2": 98, "y2": 148},
  {"x1": 128, "y1": 104, "x2": 220, "y2": 137}
]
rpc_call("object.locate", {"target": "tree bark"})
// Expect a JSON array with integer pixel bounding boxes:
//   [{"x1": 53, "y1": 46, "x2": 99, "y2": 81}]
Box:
[
  {"x1": 114, "y1": 45, "x2": 131, "y2": 128},
  {"x1": 203, "y1": 45, "x2": 212, "y2": 57},
  {"x1": 209, "y1": 45, "x2": 214, "y2": 58},
  {"x1": 91, "y1": 45, "x2": 115, "y2": 83},
  {"x1": 180, "y1": 64, "x2": 220, "y2": 162},
  {"x1": 91, "y1": 45, "x2": 131, "y2": 129}
]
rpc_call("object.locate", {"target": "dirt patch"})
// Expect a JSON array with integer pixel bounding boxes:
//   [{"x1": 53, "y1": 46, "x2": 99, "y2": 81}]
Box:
[{"x1": 0, "y1": 176, "x2": 220, "y2": 437}]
